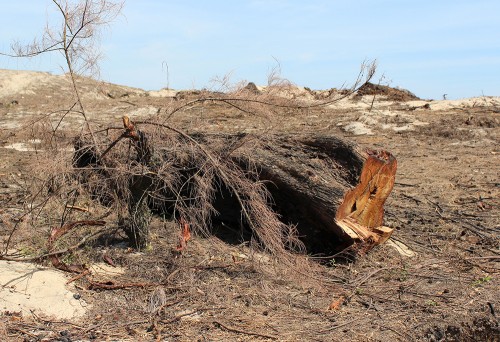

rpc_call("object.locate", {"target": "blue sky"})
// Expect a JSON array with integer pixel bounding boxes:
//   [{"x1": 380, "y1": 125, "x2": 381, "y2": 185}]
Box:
[{"x1": 1, "y1": 0, "x2": 499, "y2": 99}]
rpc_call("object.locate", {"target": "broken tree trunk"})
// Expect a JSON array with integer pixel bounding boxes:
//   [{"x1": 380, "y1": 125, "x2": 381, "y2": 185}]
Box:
[
  {"x1": 73, "y1": 116, "x2": 397, "y2": 255},
  {"x1": 226, "y1": 134, "x2": 397, "y2": 254}
]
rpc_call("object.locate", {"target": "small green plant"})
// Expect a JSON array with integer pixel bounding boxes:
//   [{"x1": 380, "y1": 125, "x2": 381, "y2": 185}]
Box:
[
  {"x1": 384, "y1": 265, "x2": 409, "y2": 282},
  {"x1": 426, "y1": 300, "x2": 438, "y2": 306},
  {"x1": 473, "y1": 276, "x2": 492, "y2": 287},
  {"x1": 61, "y1": 253, "x2": 76, "y2": 265},
  {"x1": 18, "y1": 246, "x2": 37, "y2": 257},
  {"x1": 397, "y1": 266, "x2": 409, "y2": 282}
]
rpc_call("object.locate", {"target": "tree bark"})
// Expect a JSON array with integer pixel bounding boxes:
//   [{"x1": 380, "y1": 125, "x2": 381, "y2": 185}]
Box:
[{"x1": 218, "y1": 134, "x2": 396, "y2": 254}]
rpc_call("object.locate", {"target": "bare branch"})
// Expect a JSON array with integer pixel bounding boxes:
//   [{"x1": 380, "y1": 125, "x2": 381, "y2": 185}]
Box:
[{"x1": 164, "y1": 60, "x2": 377, "y2": 121}]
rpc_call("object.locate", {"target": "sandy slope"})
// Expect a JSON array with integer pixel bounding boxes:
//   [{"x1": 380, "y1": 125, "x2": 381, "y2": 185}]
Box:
[{"x1": 0, "y1": 69, "x2": 146, "y2": 102}]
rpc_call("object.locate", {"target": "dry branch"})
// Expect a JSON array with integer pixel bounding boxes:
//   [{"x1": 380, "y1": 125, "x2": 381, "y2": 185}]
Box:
[
  {"x1": 213, "y1": 320, "x2": 278, "y2": 340},
  {"x1": 47, "y1": 220, "x2": 106, "y2": 272}
]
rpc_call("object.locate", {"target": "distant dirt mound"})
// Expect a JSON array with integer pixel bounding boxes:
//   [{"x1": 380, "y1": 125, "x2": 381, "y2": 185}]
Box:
[
  {"x1": 356, "y1": 82, "x2": 420, "y2": 101},
  {"x1": 0, "y1": 69, "x2": 145, "y2": 103}
]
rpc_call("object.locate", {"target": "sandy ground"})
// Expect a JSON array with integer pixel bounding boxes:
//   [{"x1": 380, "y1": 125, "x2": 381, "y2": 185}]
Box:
[
  {"x1": 0, "y1": 70, "x2": 498, "y2": 341},
  {"x1": 0, "y1": 260, "x2": 87, "y2": 319}
]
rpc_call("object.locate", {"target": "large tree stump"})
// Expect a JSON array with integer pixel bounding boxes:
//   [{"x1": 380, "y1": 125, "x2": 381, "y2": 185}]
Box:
[
  {"x1": 73, "y1": 117, "x2": 397, "y2": 254},
  {"x1": 221, "y1": 134, "x2": 397, "y2": 254}
]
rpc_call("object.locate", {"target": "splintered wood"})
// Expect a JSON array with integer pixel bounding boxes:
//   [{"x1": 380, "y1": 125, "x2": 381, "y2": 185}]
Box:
[{"x1": 335, "y1": 150, "x2": 397, "y2": 247}]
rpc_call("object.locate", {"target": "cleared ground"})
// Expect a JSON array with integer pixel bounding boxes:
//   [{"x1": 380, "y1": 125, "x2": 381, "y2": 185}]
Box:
[{"x1": 0, "y1": 70, "x2": 498, "y2": 341}]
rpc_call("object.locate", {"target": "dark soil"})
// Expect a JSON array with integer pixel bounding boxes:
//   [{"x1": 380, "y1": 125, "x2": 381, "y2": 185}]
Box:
[{"x1": 356, "y1": 82, "x2": 420, "y2": 101}]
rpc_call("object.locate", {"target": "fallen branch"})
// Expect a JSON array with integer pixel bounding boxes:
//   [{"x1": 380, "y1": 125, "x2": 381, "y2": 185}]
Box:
[
  {"x1": 47, "y1": 220, "x2": 106, "y2": 273},
  {"x1": 318, "y1": 318, "x2": 360, "y2": 333},
  {"x1": 65, "y1": 205, "x2": 90, "y2": 212},
  {"x1": 1, "y1": 222, "x2": 111, "y2": 263},
  {"x1": 48, "y1": 220, "x2": 106, "y2": 245},
  {"x1": 66, "y1": 269, "x2": 91, "y2": 284},
  {"x1": 465, "y1": 256, "x2": 500, "y2": 260},
  {"x1": 159, "y1": 307, "x2": 225, "y2": 325},
  {"x1": 213, "y1": 320, "x2": 278, "y2": 340},
  {"x1": 88, "y1": 280, "x2": 158, "y2": 290}
]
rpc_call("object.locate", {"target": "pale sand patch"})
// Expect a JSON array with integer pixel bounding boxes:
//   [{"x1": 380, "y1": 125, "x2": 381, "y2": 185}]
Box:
[
  {"x1": 351, "y1": 110, "x2": 430, "y2": 133},
  {"x1": 328, "y1": 96, "x2": 395, "y2": 110},
  {"x1": 89, "y1": 262, "x2": 125, "y2": 277},
  {"x1": 0, "y1": 121, "x2": 21, "y2": 129},
  {"x1": 147, "y1": 88, "x2": 178, "y2": 97},
  {"x1": 343, "y1": 121, "x2": 373, "y2": 135},
  {"x1": 381, "y1": 123, "x2": 416, "y2": 132},
  {"x1": 127, "y1": 106, "x2": 160, "y2": 118},
  {"x1": 406, "y1": 96, "x2": 500, "y2": 111},
  {"x1": 0, "y1": 69, "x2": 66, "y2": 99},
  {"x1": 3, "y1": 139, "x2": 43, "y2": 152},
  {"x1": 386, "y1": 239, "x2": 416, "y2": 257},
  {"x1": 0, "y1": 260, "x2": 88, "y2": 319},
  {"x1": 3, "y1": 143, "x2": 40, "y2": 152}
]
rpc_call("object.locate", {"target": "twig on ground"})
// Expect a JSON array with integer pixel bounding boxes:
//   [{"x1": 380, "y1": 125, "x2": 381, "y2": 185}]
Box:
[
  {"x1": 465, "y1": 256, "x2": 500, "y2": 260},
  {"x1": 317, "y1": 318, "x2": 359, "y2": 333},
  {"x1": 0, "y1": 225, "x2": 115, "y2": 263},
  {"x1": 382, "y1": 326, "x2": 415, "y2": 341},
  {"x1": 213, "y1": 320, "x2": 278, "y2": 340},
  {"x1": 488, "y1": 302, "x2": 496, "y2": 317},
  {"x1": 66, "y1": 269, "x2": 91, "y2": 284},
  {"x1": 7, "y1": 326, "x2": 39, "y2": 339},
  {"x1": 65, "y1": 205, "x2": 90, "y2": 212},
  {"x1": 159, "y1": 307, "x2": 225, "y2": 325},
  {"x1": 29, "y1": 310, "x2": 85, "y2": 329},
  {"x1": 351, "y1": 267, "x2": 388, "y2": 288},
  {"x1": 84, "y1": 320, "x2": 149, "y2": 333},
  {"x1": 88, "y1": 280, "x2": 158, "y2": 290}
]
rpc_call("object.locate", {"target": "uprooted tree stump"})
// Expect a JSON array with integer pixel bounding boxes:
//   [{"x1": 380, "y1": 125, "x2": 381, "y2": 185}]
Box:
[{"x1": 73, "y1": 116, "x2": 397, "y2": 257}]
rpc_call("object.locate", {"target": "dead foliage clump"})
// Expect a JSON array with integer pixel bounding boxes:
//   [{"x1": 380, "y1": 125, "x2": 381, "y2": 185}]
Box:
[{"x1": 72, "y1": 120, "x2": 306, "y2": 262}]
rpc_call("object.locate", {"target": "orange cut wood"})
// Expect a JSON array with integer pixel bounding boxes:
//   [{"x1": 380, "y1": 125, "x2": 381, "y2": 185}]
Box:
[{"x1": 335, "y1": 150, "x2": 397, "y2": 244}]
